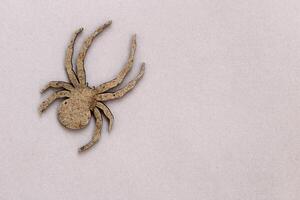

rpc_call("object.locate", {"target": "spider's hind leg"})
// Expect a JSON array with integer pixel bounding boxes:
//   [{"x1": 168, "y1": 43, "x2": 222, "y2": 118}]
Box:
[
  {"x1": 41, "y1": 81, "x2": 74, "y2": 93},
  {"x1": 78, "y1": 108, "x2": 102, "y2": 152},
  {"x1": 39, "y1": 90, "x2": 70, "y2": 113},
  {"x1": 96, "y1": 102, "x2": 114, "y2": 132}
]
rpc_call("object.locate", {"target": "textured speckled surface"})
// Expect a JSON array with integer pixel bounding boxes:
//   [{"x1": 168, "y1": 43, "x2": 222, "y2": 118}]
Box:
[
  {"x1": 0, "y1": 0, "x2": 300, "y2": 200},
  {"x1": 39, "y1": 21, "x2": 145, "y2": 152}
]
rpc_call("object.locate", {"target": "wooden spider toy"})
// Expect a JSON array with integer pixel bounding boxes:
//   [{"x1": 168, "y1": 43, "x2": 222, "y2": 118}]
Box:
[{"x1": 39, "y1": 21, "x2": 145, "y2": 152}]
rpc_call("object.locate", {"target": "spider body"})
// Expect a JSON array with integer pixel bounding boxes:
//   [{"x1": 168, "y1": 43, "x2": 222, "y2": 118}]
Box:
[
  {"x1": 39, "y1": 21, "x2": 145, "y2": 152},
  {"x1": 58, "y1": 87, "x2": 95, "y2": 129}
]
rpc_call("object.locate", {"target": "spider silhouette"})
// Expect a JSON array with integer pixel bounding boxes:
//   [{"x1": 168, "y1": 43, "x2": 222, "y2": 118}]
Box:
[{"x1": 39, "y1": 21, "x2": 145, "y2": 152}]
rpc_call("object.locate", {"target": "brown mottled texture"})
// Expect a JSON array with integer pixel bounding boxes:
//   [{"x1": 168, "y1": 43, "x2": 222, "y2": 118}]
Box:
[
  {"x1": 79, "y1": 108, "x2": 102, "y2": 152},
  {"x1": 96, "y1": 63, "x2": 145, "y2": 101},
  {"x1": 41, "y1": 81, "x2": 74, "y2": 93},
  {"x1": 95, "y1": 34, "x2": 136, "y2": 93},
  {"x1": 39, "y1": 21, "x2": 145, "y2": 152},
  {"x1": 65, "y1": 28, "x2": 83, "y2": 87},
  {"x1": 95, "y1": 102, "x2": 114, "y2": 132},
  {"x1": 76, "y1": 21, "x2": 112, "y2": 85}
]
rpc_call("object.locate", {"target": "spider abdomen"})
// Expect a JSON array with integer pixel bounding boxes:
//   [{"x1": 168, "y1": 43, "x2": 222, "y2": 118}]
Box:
[{"x1": 58, "y1": 98, "x2": 92, "y2": 129}]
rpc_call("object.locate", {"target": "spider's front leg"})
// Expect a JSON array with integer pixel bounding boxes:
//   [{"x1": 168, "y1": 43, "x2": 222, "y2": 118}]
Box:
[
  {"x1": 39, "y1": 90, "x2": 70, "y2": 113},
  {"x1": 65, "y1": 28, "x2": 83, "y2": 87},
  {"x1": 95, "y1": 34, "x2": 137, "y2": 93},
  {"x1": 96, "y1": 63, "x2": 145, "y2": 101},
  {"x1": 79, "y1": 108, "x2": 102, "y2": 152},
  {"x1": 40, "y1": 81, "x2": 74, "y2": 93},
  {"x1": 76, "y1": 21, "x2": 112, "y2": 86}
]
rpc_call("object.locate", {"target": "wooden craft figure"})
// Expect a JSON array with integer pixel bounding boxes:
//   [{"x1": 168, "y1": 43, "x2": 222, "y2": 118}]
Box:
[{"x1": 39, "y1": 21, "x2": 145, "y2": 152}]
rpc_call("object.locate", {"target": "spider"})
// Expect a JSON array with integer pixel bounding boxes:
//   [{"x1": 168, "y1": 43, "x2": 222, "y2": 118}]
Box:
[{"x1": 39, "y1": 21, "x2": 145, "y2": 152}]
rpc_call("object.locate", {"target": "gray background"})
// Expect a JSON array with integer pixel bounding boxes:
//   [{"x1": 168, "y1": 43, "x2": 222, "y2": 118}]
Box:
[{"x1": 0, "y1": 0, "x2": 299, "y2": 199}]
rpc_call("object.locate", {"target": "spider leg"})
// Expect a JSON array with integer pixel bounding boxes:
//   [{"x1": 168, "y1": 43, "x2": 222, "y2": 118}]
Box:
[
  {"x1": 96, "y1": 35, "x2": 137, "y2": 93},
  {"x1": 96, "y1": 63, "x2": 145, "y2": 101},
  {"x1": 65, "y1": 28, "x2": 83, "y2": 87},
  {"x1": 78, "y1": 108, "x2": 102, "y2": 152},
  {"x1": 96, "y1": 102, "x2": 114, "y2": 132},
  {"x1": 76, "y1": 20, "x2": 112, "y2": 86},
  {"x1": 41, "y1": 81, "x2": 74, "y2": 93},
  {"x1": 39, "y1": 90, "x2": 70, "y2": 113}
]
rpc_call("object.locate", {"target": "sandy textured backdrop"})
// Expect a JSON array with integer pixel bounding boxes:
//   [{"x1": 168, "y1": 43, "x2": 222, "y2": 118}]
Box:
[{"x1": 0, "y1": 0, "x2": 299, "y2": 199}]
